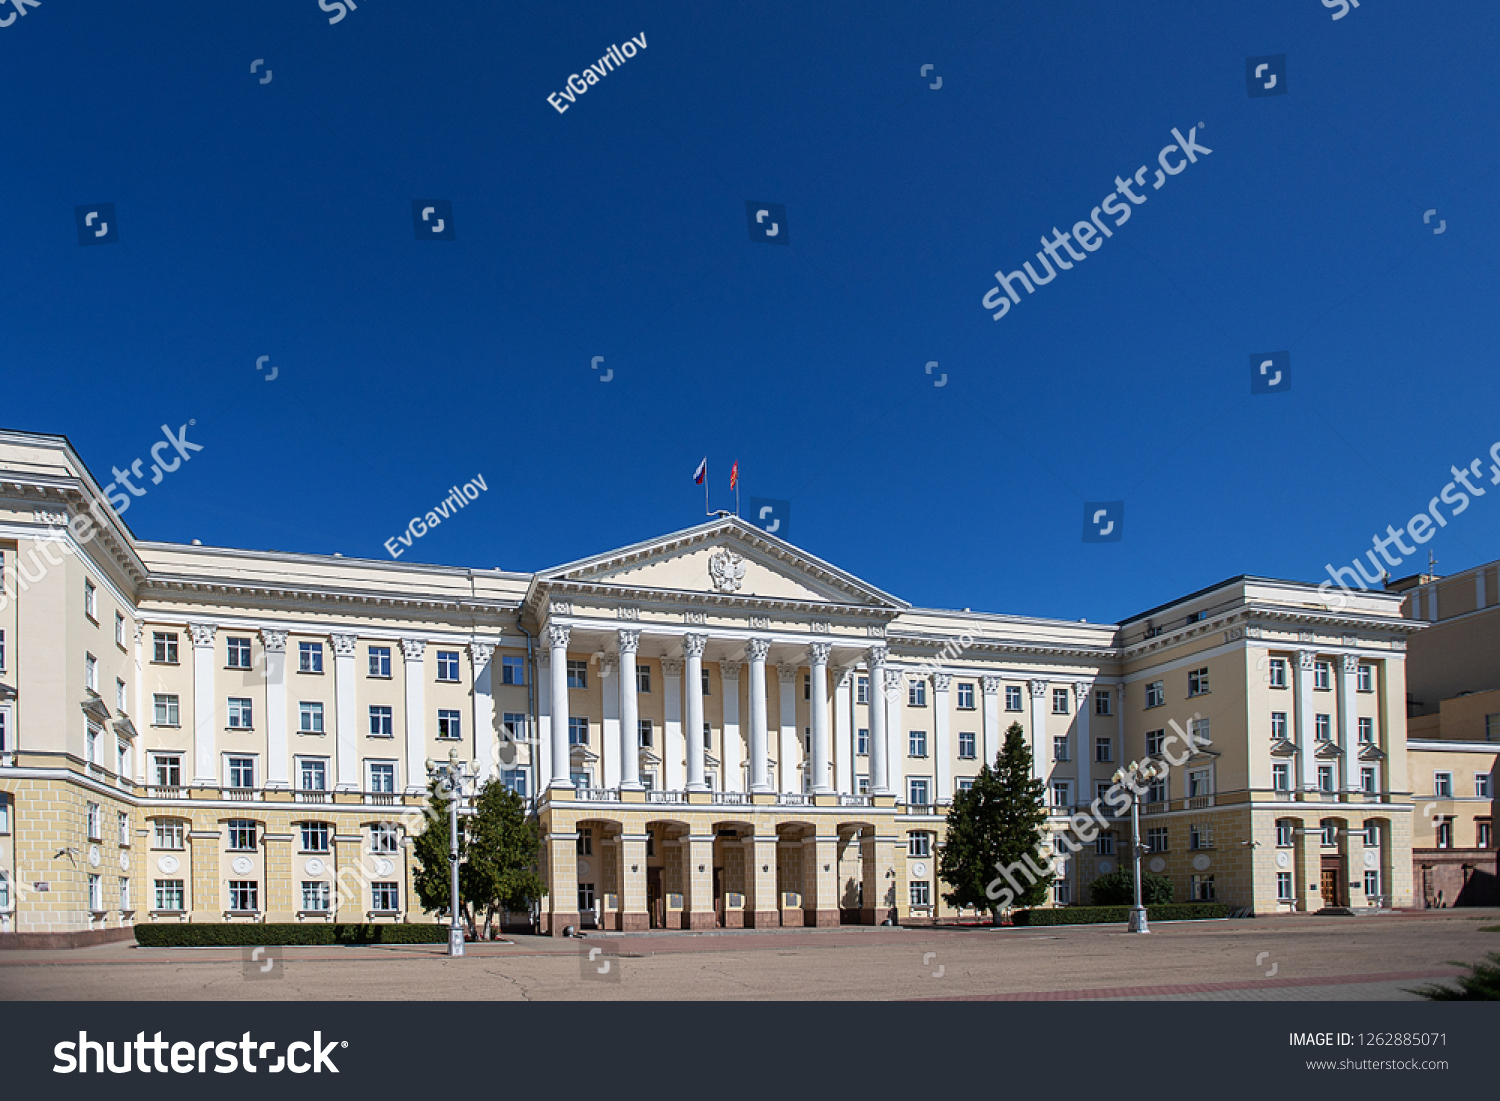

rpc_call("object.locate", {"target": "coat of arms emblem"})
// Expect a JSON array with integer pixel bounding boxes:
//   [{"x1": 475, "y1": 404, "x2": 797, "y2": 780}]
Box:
[{"x1": 708, "y1": 548, "x2": 747, "y2": 593}]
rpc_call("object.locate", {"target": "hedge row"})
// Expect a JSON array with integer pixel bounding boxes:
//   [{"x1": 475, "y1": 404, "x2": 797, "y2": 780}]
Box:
[
  {"x1": 1012, "y1": 903, "x2": 1229, "y2": 926},
  {"x1": 135, "y1": 922, "x2": 449, "y2": 947}
]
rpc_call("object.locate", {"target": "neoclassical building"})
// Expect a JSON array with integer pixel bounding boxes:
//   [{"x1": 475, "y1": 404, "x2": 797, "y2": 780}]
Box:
[{"x1": 2, "y1": 428, "x2": 1489, "y2": 942}]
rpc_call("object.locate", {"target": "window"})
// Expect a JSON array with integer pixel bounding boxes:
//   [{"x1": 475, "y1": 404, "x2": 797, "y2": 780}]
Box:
[
  {"x1": 300, "y1": 822, "x2": 330, "y2": 852},
  {"x1": 958, "y1": 731, "x2": 976, "y2": 759},
  {"x1": 153, "y1": 631, "x2": 179, "y2": 664},
  {"x1": 908, "y1": 778, "x2": 930, "y2": 806},
  {"x1": 910, "y1": 880, "x2": 931, "y2": 908},
  {"x1": 85, "y1": 727, "x2": 99, "y2": 766},
  {"x1": 1314, "y1": 660, "x2": 1331, "y2": 690},
  {"x1": 368, "y1": 646, "x2": 392, "y2": 677},
  {"x1": 299, "y1": 641, "x2": 323, "y2": 673},
  {"x1": 1270, "y1": 711, "x2": 1288, "y2": 740},
  {"x1": 1434, "y1": 772, "x2": 1452, "y2": 798},
  {"x1": 1275, "y1": 819, "x2": 1294, "y2": 847},
  {"x1": 1188, "y1": 668, "x2": 1209, "y2": 697},
  {"x1": 1362, "y1": 824, "x2": 1380, "y2": 848},
  {"x1": 1189, "y1": 822, "x2": 1214, "y2": 850},
  {"x1": 84, "y1": 578, "x2": 97, "y2": 619},
  {"x1": 908, "y1": 832, "x2": 931, "y2": 858},
  {"x1": 1357, "y1": 664, "x2": 1373, "y2": 692},
  {"x1": 1276, "y1": 872, "x2": 1293, "y2": 901},
  {"x1": 1146, "y1": 729, "x2": 1164, "y2": 756},
  {"x1": 1096, "y1": 782, "x2": 1112, "y2": 805},
  {"x1": 152, "y1": 754, "x2": 182, "y2": 787},
  {"x1": 369, "y1": 705, "x2": 393, "y2": 738},
  {"x1": 1096, "y1": 832, "x2": 1115, "y2": 856},
  {"x1": 1273, "y1": 763, "x2": 1291, "y2": 792},
  {"x1": 299, "y1": 701, "x2": 324, "y2": 735},
  {"x1": 1436, "y1": 820, "x2": 1453, "y2": 849},
  {"x1": 372, "y1": 882, "x2": 399, "y2": 911},
  {"x1": 116, "y1": 678, "x2": 126, "y2": 711},
  {"x1": 636, "y1": 665, "x2": 652, "y2": 693},
  {"x1": 437, "y1": 650, "x2": 460, "y2": 682},
  {"x1": 156, "y1": 879, "x2": 185, "y2": 911},
  {"x1": 566, "y1": 660, "x2": 588, "y2": 689},
  {"x1": 154, "y1": 819, "x2": 184, "y2": 849},
  {"x1": 150, "y1": 694, "x2": 180, "y2": 730},
  {"x1": 1095, "y1": 690, "x2": 1112, "y2": 716},
  {"x1": 301, "y1": 881, "x2": 330, "y2": 912},
  {"x1": 1051, "y1": 780, "x2": 1072, "y2": 808},
  {"x1": 1314, "y1": 714, "x2": 1331, "y2": 742},
  {"x1": 500, "y1": 769, "x2": 527, "y2": 798},
  {"x1": 1052, "y1": 688, "x2": 1069, "y2": 714},
  {"x1": 1005, "y1": 685, "x2": 1023, "y2": 711},
  {"x1": 577, "y1": 883, "x2": 596, "y2": 912},
  {"x1": 802, "y1": 673, "x2": 809, "y2": 701},
  {"x1": 502, "y1": 713, "x2": 526, "y2": 743},
  {"x1": 1267, "y1": 658, "x2": 1287, "y2": 688},
  {"x1": 298, "y1": 758, "x2": 327, "y2": 792},
  {"x1": 228, "y1": 697, "x2": 253, "y2": 729},
  {"x1": 119, "y1": 877, "x2": 130, "y2": 911},
  {"x1": 438, "y1": 710, "x2": 463, "y2": 740},
  {"x1": 856, "y1": 728, "x2": 869, "y2": 756},
  {"x1": 1363, "y1": 870, "x2": 1380, "y2": 898},
  {"x1": 368, "y1": 761, "x2": 396, "y2": 793},
  {"x1": 1095, "y1": 738, "x2": 1112, "y2": 763},
  {"x1": 1478, "y1": 821, "x2": 1493, "y2": 849},
  {"x1": 82, "y1": 874, "x2": 100, "y2": 912},
  {"x1": 227, "y1": 636, "x2": 252, "y2": 669},
  {"x1": 117, "y1": 810, "x2": 129, "y2": 845},
  {"x1": 576, "y1": 828, "x2": 592, "y2": 856},
  {"x1": 115, "y1": 611, "x2": 125, "y2": 647},
  {"x1": 1477, "y1": 773, "x2": 1492, "y2": 799},
  {"x1": 1052, "y1": 881, "x2": 1071, "y2": 905},
  {"x1": 856, "y1": 676, "x2": 869, "y2": 704},
  {"x1": 567, "y1": 716, "x2": 589, "y2": 746},
  {"x1": 637, "y1": 719, "x2": 653, "y2": 747},
  {"x1": 703, "y1": 722, "x2": 713, "y2": 750},
  {"x1": 1357, "y1": 717, "x2": 1373, "y2": 744},
  {"x1": 228, "y1": 820, "x2": 257, "y2": 850},
  {"x1": 1320, "y1": 820, "x2": 1338, "y2": 847},
  {"x1": 908, "y1": 730, "x2": 927, "y2": 757},
  {"x1": 227, "y1": 756, "x2": 255, "y2": 789},
  {"x1": 117, "y1": 739, "x2": 128, "y2": 778},
  {"x1": 1361, "y1": 766, "x2": 1376, "y2": 794},
  {"x1": 909, "y1": 681, "x2": 927, "y2": 707},
  {"x1": 370, "y1": 823, "x2": 400, "y2": 853},
  {"x1": 1190, "y1": 874, "x2": 1216, "y2": 901},
  {"x1": 1187, "y1": 769, "x2": 1211, "y2": 798},
  {"x1": 1147, "y1": 777, "x2": 1167, "y2": 804},
  {"x1": 1053, "y1": 736, "x2": 1070, "y2": 762},
  {"x1": 956, "y1": 683, "x2": 975, "y2": 709},
  {"x1": 1317, "y1": 765, "x2": 1334, "y2": 793},
  {"x1": 1143, "y1": 681, "x2": 1164, "y2": 709},
  {"x1": 86, "y1": 802, "x2": 101, "y2": 840},
  {"x1": 229, "y1": 881, "x2": 259, "y2": 912},
  {"x1": 957, "y1": 778, "x2": 974, "y2": 793},
  {"x1": 1146, "y1": 826, "x2": 1168, "y2": 852},
  {"x1": 857, "y1": 775, "x2": 870, "y2": 795},
  {"x1": 501, "y1": 655, "x2": 525, "y2": 685},
  {"x1": 85, "y1": 653, "x2": 97, "y2": 691}
]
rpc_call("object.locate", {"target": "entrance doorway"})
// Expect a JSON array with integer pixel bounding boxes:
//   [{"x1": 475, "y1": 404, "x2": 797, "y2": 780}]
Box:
[
  {"x1": 647, "y1": 867, "x2": 664, "y2": 929},
  {"x1": 1320, "y1": 857, "x2": 1345, "y2": 907}
]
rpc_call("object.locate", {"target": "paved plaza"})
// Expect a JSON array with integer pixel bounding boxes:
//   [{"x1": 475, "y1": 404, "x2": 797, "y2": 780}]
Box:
[{"x1": 1, "y1": 911, "x2": 1495, "y2": 1002}]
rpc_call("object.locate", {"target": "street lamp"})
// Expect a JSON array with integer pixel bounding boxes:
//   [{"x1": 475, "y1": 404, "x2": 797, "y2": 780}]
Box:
[
  {"x1": 1111, "y1": 758, "x2": 1164, "y2": 934},
  {"x1": 427, "y1": 748, "x2": 481, "y2": 957}
]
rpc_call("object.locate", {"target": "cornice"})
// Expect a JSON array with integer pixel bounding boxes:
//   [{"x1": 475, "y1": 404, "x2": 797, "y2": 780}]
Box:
[{"x1": 526, "y1": 578, "x2": 898, "y2": 623}]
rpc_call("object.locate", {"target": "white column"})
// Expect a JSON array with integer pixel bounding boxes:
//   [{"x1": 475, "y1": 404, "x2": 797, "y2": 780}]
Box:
[
  {"x1": 1074, "y1": 680, "x2": 1092, "y2": 811},
  {"x1": 1295, "y1": 650, "x2": 1317, "y2": 793},
  {"x1": 932, "y1": 673, "x2": 952, "y2": 802},
  {"x1": 747, "y1": 639, "x2": 771, "y2": 793},
  {"x1": 261, "y1": 629, "x2": 289, "y2": 788},
  {"x1": 132, "y1": 621, "x2": 147, "y2": 783},
  {"x1": 662, "y1": 658, "x2": 684, "y2": 791},
  {"x1": 1338, "y1": 655, "x2": 1359, "y2": 792},
  {"x1": 809, "y1": 643, "x2": 833, "y2": 794},
  {"x1": 401, "y1": 638, "x2": 427, "y2": 794},
  {"x1": 189, "y1": 623, "x2": 217, "y2": 784},
  {"x1": 617, "y1": 629, "x2": 642, "y2": 790},
  {"x1": 536, "y1": 649, "x2": 552, "y2": 795},
  {"x1": 777, "y1": 663, "x2": 798, "y2": 793},
  {"x1": 868, "y1": 647, "x2": 889, "y2": 795},
  {"x1": 720, "y1": 660, "x2": 742, "y2": 792},
  {"x1": 1028, "y1": 679, "x2": 1049, "y2": 784},
  {"x1": 471, "y1": 641, "x2": 496, "y2": 780},
  {"x1": 331, "y1": 633, "x2": 359, "y2": 791},
  {"x1": 600, "y1": 655, "x2": 619, "y2": 789},
  {"x1": 684, "y1": 634, "x2": 708, "y2": 791},
  {"x1": 980, "y1": 676, "x2": 1001, "y2": 768},
  {"x1": 547, "y1": 624, "x2": 572, "y2": 790},
  {"x1": 885, "y1": 669, "x2": 904, "y2": 796},
  {"x1": 833, "y1": 666, "x2": 853, "y2": 793}
]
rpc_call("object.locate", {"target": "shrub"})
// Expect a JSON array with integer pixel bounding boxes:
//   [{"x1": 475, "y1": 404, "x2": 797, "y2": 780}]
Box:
[
  {"x1": 134, "y1": 923, "x2": 448, "y2": 948},
  {"x1": 1410, "y1": 952, "x2": 1500, "y2": 1000},
  {"x1": 1011, "y1": 903, "x2": 1228, "y2": 926},
  {"x1": 1087, "y1": 869, "x2": 1175, "y2": 906}
]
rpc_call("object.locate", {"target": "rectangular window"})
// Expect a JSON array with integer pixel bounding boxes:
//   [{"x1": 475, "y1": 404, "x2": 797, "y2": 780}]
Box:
[
  {"x1": 298, "y1": 758, "x2": 327, "y2": 791},
  {"x1": 1146, "y1": 729, "x2": 1164, "y2": 756},
  {"x1": 1434, "y1": 772, "x2": 1452, "y2": 798},
  {"x1": 1095, "y1": 690, "x2": 1112, "y2": 716},
  {"x1": 1053, "y1": 736, "x2": 1070, "y2": 762},
  {"x1": 957, "y1": 731, "x2": 976, "y2": 759},
  {"x1": 856, "y1": 675, "x2": 869, "y2": 704},
  {"x1": 227, "y1": 697, "x2": 253, "y2": 729},
  {"x1": 500, "y1": 769, "x2": 528, "y2": 799},
  {"x1": 576, "y1": 829, "x2": 592, "y2": 856},
  {"x1": 1095, "y1": 738, "x2": 1112, "y2": 763},
  {"x1": 1053, "y1": 881, "x2": 1071, "y2": 905},
  {"x1": 153, "y1": 632, "x2": 179, "y2": 664},
  {"x1": 908, "y1": 832, "x2": 931, "y2": 858},
  {"x1": 1188, "y1": 668, "x2": 1209, "y2": 696},
  {"x1": 1321, "y1": 821, "x2": 1338, "y2": 847},
  {"x1": 152, "y1": 694, "x2": 180, "y2": 728},
  {"x1": 300, "y1": 822, "x2": 330, "y2": 852},
  {"x1": 909, "y1": 880, "x2": 931, "y2": 908},
  {"x1": 1052, "y1": 688, "x2": 1069, "y2": 714},
  {"x1": 1005, "y1": 685, "x2": 1023, "y2": 711},
  {"x1": 1146, "y1": 826, "x2": 1169, "y2": 852},
  {"x1": 153, "y1": 820, "x2": 184, "y2": 849},
  {"x1": 801, "y1": 673, "x2": 808, "y2": 701},
  {"x1": 152, "y1": 754, "x2": 182, "y2": 787},
  {"x1": 957, "y1": 778, "x2": 974, "y2": 793},
  {"x1": 502, "y1": 713, "x2": 526, "y2": 743},
  {"x1": 956, "y1": 683, "x2": 975, "y2": 709},
  {"x1": 86, "y1": 802, "x2": 101, "y2": 840},
  {"x1": 1357, "y1": 664, "x2": 1373, "y2": 692},
  {"x1": 85, "y1": 653, "x2": 97, "y2": 691},
  {"x1": 1363, "y1": 870, "x2": 1380, "y2": 899},
  {"x1": 1276, "y1": 872, "x2": 1293, "y2": 901},
  {"x1": 636, "y1": 665, "x2": 652, "y2": 693},
  {"x1": 117, "y1": 810, "x2": 129, "y2": 845},
  {"x1": 116, "y1": 678, "x2": 126, "y2": 711},
  {"x1": 369, "y1": 824, "x2": 400, "y2": 853},
  {"x1": 369, "y1": 705, "x2": 393, "y2": 737},
  {"x1": 1436, "y1": 820, "x2": 1453, "y2": 849},
  {"x1": 436, "y1": 650, "x2": 460, "y2": 682},
  {"x1": 156, "y1": 879, "x2": 185, "y2": 911},
  {"x1": 1096, "y1": 832, "x2": 1115, "y2": 856},
  {"x1": 909, "y1": 681, "x2": 927, "y2": 707},
  {"x1": 501, "y1": 655, "x2": 525, "y2": 685},
  {"x1": 1314, "y1": 713, "x2": 1331, "y2": 741},
  {"x1": 229, "y1": 881, "x2": 258, "y2": 912},
  {"x1": 1476, "y1": 773, "x2": 1491, "y2": 799},
  {"x1": 1189, "y1": 822, "x2": 1213, "y2": 850},
  {"x1": 119, "y1": 877, "x2": 130, "y2": 911},
  {"x1": 227, "y1": 755, "x2": 255, "y2": 789},
  {"x1": 1191, "y1": 874, "x2": 1216, "y2": 901},
  {"x1": 1361, "y1": 766, "x2": 1376, "y2": 793},
  {"x1": 1145, "y1": 681, "x2": 1164, "y2": 709},
  {"x1": 577, "y1": 883, "x2": 596, "y2": 912},
  {"x1": 115, "y1": 611, "x2": 125, "y2": 647},
  {"x1": 1052, "y1": 781, "x2": 1071, "y2": 808},
  {"x1": 637, "y1": 719, "x2": 653, "y2": 747},
  {"x1": 368, "y1": 646, "x2": 391, "y2": 677},
  {"x1": 568, "y1": 717, "x2": 589, "y2": 746},
  {"x1": 1357, "y1": 717, "x2": 1374, "y2": 744},
  {"x1": 1273, "y1": 763, "x2": 1290, "y2": 792},
  {"x1": 298, "y1": 701, "x2": 324, "y2": 734},
  {"x1": 300, "y1": 881, "x2": 330, "y2": 912},
  {"x1": 908, "y1": 730, "x2": 927, "y2": 757},
  {"x1": 566, "y1": 660, "x2": 588, "y2": 689},
  {"x1": 437, "y1": 710, "x2": 463, "y2": 740},
  {"x1": 372, "y1": 882, "x2": 399, "y2": 911},
  {"x1": 368, "y1": 761, "x2": 396, "y2": 793},
  {"x1": 1271, "y1": 711, "x2": 1288, "y2": 740},
  {"x1": 1317, "y1": 765, "x2": 1334, "y2": 793},
  {"x1": 85, "y1": 728, "x2": 99, "y2": 766},
  {"x1": 1478, "y1": 821, "x2": 1493, "y2": 849},
  {"x1": 84, "y1": 579, "x2": 97, "y2": 620},
  {"x1": 857, "y1": 775, "x2": 869, "y2": 795},
  {"x1": 856, "y1": 728, "x2": 869, "y2": 756},
  {"x1": 227, "y1": 636, "x2": 252, "y2": 669},
  {"x1": 1314, "y1": 661, "x2": 1331, "y2": 690},
  {"x1": 1186, "y1": 769, "x2": 1211, "y2": 798},
  {"x1": 1267, "y1": 659, "x2": 1287, "y2": 688},
  {"x1": 908, "y1": 778, "x2": 930, "y2": 807},
  {"x1": 703, "y1": 722, "x2": 713, "y2": 750},
  {"x1": 1275, "y1": 820, "x2": 1294, "y2": 847},
  {"x1": 1147, "y1": 777, "x2": 1167, "y2": 804},
  {"x1": 299, "y1": 641, "x2": 323, "y2": 673},
  {"x1": 228, "y1": 820, "x2": 257, "y2": 850}
]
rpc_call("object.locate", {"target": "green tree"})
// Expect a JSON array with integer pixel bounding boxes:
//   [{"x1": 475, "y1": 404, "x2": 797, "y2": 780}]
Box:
[
  {"x1": 1087, "y1": 868, "x2": 1175, "y2": 906},
  {"x1": 938, "y1": 722, "x2": 1052, "y2": 922},
  {"x1": 1411, "y1": 952, "x2": 1500, "y2": 1000},
  {"x1": 412, "y1": 777, "x2": 547, "y2": 938}
]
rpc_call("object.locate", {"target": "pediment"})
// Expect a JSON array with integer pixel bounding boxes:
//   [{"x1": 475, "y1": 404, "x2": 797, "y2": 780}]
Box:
[{"x1": 532, "y1": 517, "x2": 907, "y2": 610}]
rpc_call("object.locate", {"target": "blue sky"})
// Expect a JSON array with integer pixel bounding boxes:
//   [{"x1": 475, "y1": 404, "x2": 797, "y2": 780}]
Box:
[{"x1": 2, "y1": 0, "x2": 1498, "y2": 622}]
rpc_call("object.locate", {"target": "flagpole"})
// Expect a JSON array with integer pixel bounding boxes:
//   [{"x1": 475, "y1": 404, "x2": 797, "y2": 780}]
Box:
[{"x1": 705, "y1": 456, "x2": 710, "y2": 516}]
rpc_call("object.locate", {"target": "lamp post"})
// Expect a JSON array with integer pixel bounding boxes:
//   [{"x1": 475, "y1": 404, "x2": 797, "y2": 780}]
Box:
[
  {"x1": 1112, "y1": 758, "x2": 1162, "y2": 934},
  {"x1": 427, "y1": 748, "x2": 480, "y2": 958}
]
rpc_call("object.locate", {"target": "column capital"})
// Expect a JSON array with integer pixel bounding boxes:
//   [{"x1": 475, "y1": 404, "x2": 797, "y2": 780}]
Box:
[
  {"x1": 546, "y1": 623, "x2": 572, "y2": 650},
  {"x1": 661, "y1": 658, "x2": 684, "y2": 676},
  {"x1": 932, "y1": 673, "x2": 951, "y2": 691},
  {"x1": 617, "y1": 628, "x2": 641, "y2": 655},
  {"x1": 1297, "y1": 650, "x2": 1317, "y2": 670},
  {"x1": 1340, "y1": 654, "x2": 1359, "y2": 674},
  {"x1": 776, "y1": 663, "x2": 799, "y2": 684},
  {"x1": 747, "y1": 637, "x2": 771, "y2": 662},
  {"x1": 400, "y1": 637, "x2": 426, "y2": 661},
  {"x1": 883, "y1": 669, "x2": 903, "y2": 692},
  {"x1": 981, "y1": 675, "x2": 1001, "y2": 694},
  {"x1": 832, "y1": 665, "x2": 852, "y2": 687},
  {"x1": 470, "y1": 640, "x2": 495, "y2": 666},
  {"x1": 598, "y1": 656, "x2": 617, "y2": 677},
  {"x1": 720, "y1": 659, "x2": 743, "y2": 681},
  {"x1": 1028, "y1": 678, "x2": 1049, "y2": 698},
  {"x1": 188, "y1": 623, "x2": 217, "y2": 647},
  {"x1": 807, "y1": 642, "x2": 832, "y2": 666},
  {"x1": 866, "y1": 645, "x2": 888, "y2": 668},
  {"x1": 682, "y1": 633, "x2": 708, "y2": 659},
  {"x1": 330, "y1": 633, "x2": 358, "y2": 658},
  {"x1": 1073, "y1": 680, "x2": 1093, "y2": 702},
  {"x1": 260, "y1": 628, "x2": 288, "y2": 653}
]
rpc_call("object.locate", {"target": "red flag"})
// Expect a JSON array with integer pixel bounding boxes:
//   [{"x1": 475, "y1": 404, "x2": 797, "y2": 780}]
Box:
[{"x1": 729, "y1": 461, "x2": 738, "y2": 490}]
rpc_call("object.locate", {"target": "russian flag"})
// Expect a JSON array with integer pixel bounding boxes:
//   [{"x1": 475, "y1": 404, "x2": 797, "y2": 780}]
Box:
[{"x1": 693, "y1": 457, "x2": 707, "y2": 485}]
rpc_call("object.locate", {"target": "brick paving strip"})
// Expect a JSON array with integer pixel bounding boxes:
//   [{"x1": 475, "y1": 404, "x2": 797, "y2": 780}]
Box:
[{"x1": 914, "y1": 969, "x2": 1463, "y2": 1001}]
